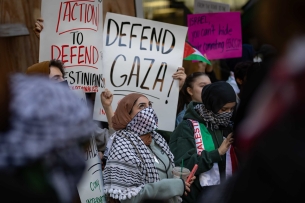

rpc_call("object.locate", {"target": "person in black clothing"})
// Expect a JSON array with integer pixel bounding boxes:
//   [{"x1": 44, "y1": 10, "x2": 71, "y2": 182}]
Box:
[{"x1": 198, "y1": 0, "x2": 305, "y2": 202}]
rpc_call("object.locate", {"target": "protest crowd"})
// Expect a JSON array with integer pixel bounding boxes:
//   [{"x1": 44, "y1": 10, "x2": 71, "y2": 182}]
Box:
[{"x1": 1, "y1": 0, "x2": 305, "y2": 202}]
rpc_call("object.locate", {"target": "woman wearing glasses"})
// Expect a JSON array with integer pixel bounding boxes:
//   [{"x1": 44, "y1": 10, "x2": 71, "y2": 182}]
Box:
[{"x1": 103, "y1": 93, "x2": 195, "y2": 203}]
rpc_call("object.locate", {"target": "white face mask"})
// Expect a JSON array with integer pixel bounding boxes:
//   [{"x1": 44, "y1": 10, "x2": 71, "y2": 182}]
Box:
[{"x1": 126, "y1": 107, "x2": 158, "y2": 135}]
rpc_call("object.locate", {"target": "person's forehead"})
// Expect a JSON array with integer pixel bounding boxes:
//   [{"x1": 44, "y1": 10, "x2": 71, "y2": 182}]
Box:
[
  {"x1": 195, "y1": 75, "x2": 211, "y2": 83},
  {"x1": 135, "y1": 96, "x2": 149, "y2": 104},
  {"x1": 223, "y1": 102, "x2": 236, "y2": 107},
  {"x1": 49, "y1": 66, "x2": 62, "y2": 75}
]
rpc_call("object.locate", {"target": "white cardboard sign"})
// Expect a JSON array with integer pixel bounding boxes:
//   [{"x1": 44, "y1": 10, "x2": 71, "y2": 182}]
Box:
[
  {"x1": 93, "y1": 13, "x2": 187, "y2": 131},
  {"x1": 40, "y1": 0, "x2": 104, "y2": 92},
  {"x1": 77, "y1": 137, "x2": 106, "y2": 203},
  {"x1": 194, "y1": 0, "x2": 230, "y2": 13}
]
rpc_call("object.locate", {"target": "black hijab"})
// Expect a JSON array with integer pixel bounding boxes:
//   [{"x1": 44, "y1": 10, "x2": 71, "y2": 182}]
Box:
[{"x1": 201, "y1": 81, "x2": 236, "y2": 114}]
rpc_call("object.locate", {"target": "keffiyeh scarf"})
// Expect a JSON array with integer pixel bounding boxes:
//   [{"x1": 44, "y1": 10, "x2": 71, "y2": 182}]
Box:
[
  {"x1": 194, "y1": 104, "x2": 233, "y2": 130},
  {"x1": 103, "y1": 108, "x2": 174, "y2": 200},
  {"x1": 0, "y1": 74, "x2": 95, "y2": 203}
]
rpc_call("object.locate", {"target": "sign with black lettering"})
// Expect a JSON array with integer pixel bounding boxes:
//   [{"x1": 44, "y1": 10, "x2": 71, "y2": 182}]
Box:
[
  {"x1": 39, "y1": 0, "x2": 104, "y2": 92},
  {"x1": 77, "y1": 136, "x2": 106, "y2": 203},
  {"x1": 188, "y1": 12, "x2": 242, "y2": 60},
  {"x1": 93, "y1": 13, "x2": 187, "y2": 131}
]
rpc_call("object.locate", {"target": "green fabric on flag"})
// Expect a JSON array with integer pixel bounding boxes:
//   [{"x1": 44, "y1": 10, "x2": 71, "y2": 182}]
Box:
[
  {"x1": 199, "y1": 123, "x2": 215, "y2": 151},
  {"x1": 184, "y1": 55, "x2": 211, "y2": 65}
]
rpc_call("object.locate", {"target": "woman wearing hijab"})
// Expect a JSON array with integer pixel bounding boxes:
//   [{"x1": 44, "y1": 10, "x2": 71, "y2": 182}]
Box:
[
  {"x1": 169, "y1": 81, "x2": 238, "y2": 203},
  {"x1": 103, "y1": 93, "x2": 194, "y2": 203}
]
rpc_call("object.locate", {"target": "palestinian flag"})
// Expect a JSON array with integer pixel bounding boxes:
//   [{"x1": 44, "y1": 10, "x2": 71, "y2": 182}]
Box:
[{"x1": 183, "y1": 42, "x2": 211, "y2": 65}]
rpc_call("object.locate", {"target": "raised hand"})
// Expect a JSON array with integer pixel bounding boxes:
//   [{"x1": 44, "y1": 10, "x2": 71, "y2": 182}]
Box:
[
  {"x1": 33, "y1": 18, "x2": 44, "y2": 39},
  {"x1": 172, "y1": 67, "x2": 187, "y2": 90},
  {"x1": 100, "y1": 88, "x2": 113, "y2": 109}
]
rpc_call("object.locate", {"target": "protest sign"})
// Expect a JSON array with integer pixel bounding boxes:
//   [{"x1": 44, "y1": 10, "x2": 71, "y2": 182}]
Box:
[
  {"x1": 77, "y1": 136, "x2": 106, "y2": 203},
  {"x1": 39, "y1": 0, "x2": 104, "y2": 92},
  {"x1": 187, "y1": 12, "x2": 242, "y2": 60},
  {"x1": 93, "y1": 13, "x2": 187, "y2": 131},
  {"x1": 194, "y1": 0, "x2": 230, "y2": 14}
]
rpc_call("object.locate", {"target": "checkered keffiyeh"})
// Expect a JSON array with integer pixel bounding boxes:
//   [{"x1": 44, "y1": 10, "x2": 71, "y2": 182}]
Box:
[
  {"x1": 194, "y1": 104, "x2": 233, "y2": 130},
  {"x1": 103, "y1": 107, "x2": 174, "y2": 201},
  {"x1": 0, "y1": 74, "x2": 96, "y2": 202}
]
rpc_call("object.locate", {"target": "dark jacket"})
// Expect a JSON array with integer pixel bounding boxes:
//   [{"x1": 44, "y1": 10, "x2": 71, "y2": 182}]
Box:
[{"x1": 169, "y1": 101, "x2": 230, "y2": 203}]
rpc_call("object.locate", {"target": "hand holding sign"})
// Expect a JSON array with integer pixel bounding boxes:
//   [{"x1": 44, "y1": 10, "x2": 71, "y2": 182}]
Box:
[
  {"x1": 172, "y1": 67, "x2": 187, "y2": 91},
  {"x1": 33, "y1": 18, "x2": 44, "y2": 38}
]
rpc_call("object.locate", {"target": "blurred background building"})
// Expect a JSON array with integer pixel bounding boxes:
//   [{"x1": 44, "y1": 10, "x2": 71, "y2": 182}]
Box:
[{"x1": 143, "y1": 0, "x2": 249, "y2": 22}]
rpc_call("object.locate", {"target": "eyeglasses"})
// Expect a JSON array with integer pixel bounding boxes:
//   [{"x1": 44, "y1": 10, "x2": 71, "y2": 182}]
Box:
[{"x1": 129, "y1": 101, "x2": 152, "y2": 115}]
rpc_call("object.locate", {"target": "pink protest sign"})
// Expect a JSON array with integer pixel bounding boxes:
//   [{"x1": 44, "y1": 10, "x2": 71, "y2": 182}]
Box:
[{"x1": 187, "y1": 12, "x2": 242, "y2": 60}]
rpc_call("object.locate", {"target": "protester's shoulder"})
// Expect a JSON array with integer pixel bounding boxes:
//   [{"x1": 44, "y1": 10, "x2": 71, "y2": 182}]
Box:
[
  {"x1": 177, "y1": 109, "x2": 186, "y2": 119},
  {"x1": 176, "y1": 108, "x2": 186, "y2": 125},
  {"x1": 170, "y1": 120, "x2": 193, "y2": 142},
  {"x1": 156, "y1": 129, "x2": 171, "y2": 143},
  {"x1": 111, "y1": 133, "x2": 132, "y2": 149},
  {"x1": 183, "y1": 101, "x2": 202, "y2": 121}
]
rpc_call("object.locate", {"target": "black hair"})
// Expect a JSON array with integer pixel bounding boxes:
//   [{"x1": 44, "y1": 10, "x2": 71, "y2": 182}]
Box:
[
  {"x1": 234, "y1": 61, "x2": 254, "y2": 81},
  {"x1": 49, "y1": 59, "x2": 65, "y2": 77},
  {"x1": 177, "y1": 72, "x2": 209, "y2": 115}
]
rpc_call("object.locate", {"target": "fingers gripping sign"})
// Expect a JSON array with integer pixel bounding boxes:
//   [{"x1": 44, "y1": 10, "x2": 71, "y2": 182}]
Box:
[
  {"x1": 172, "y1": 67, "x2": 187, "y2": 90},
  {"x1": 33, "y1": 18, "x2": 44, "y2": 38}
]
